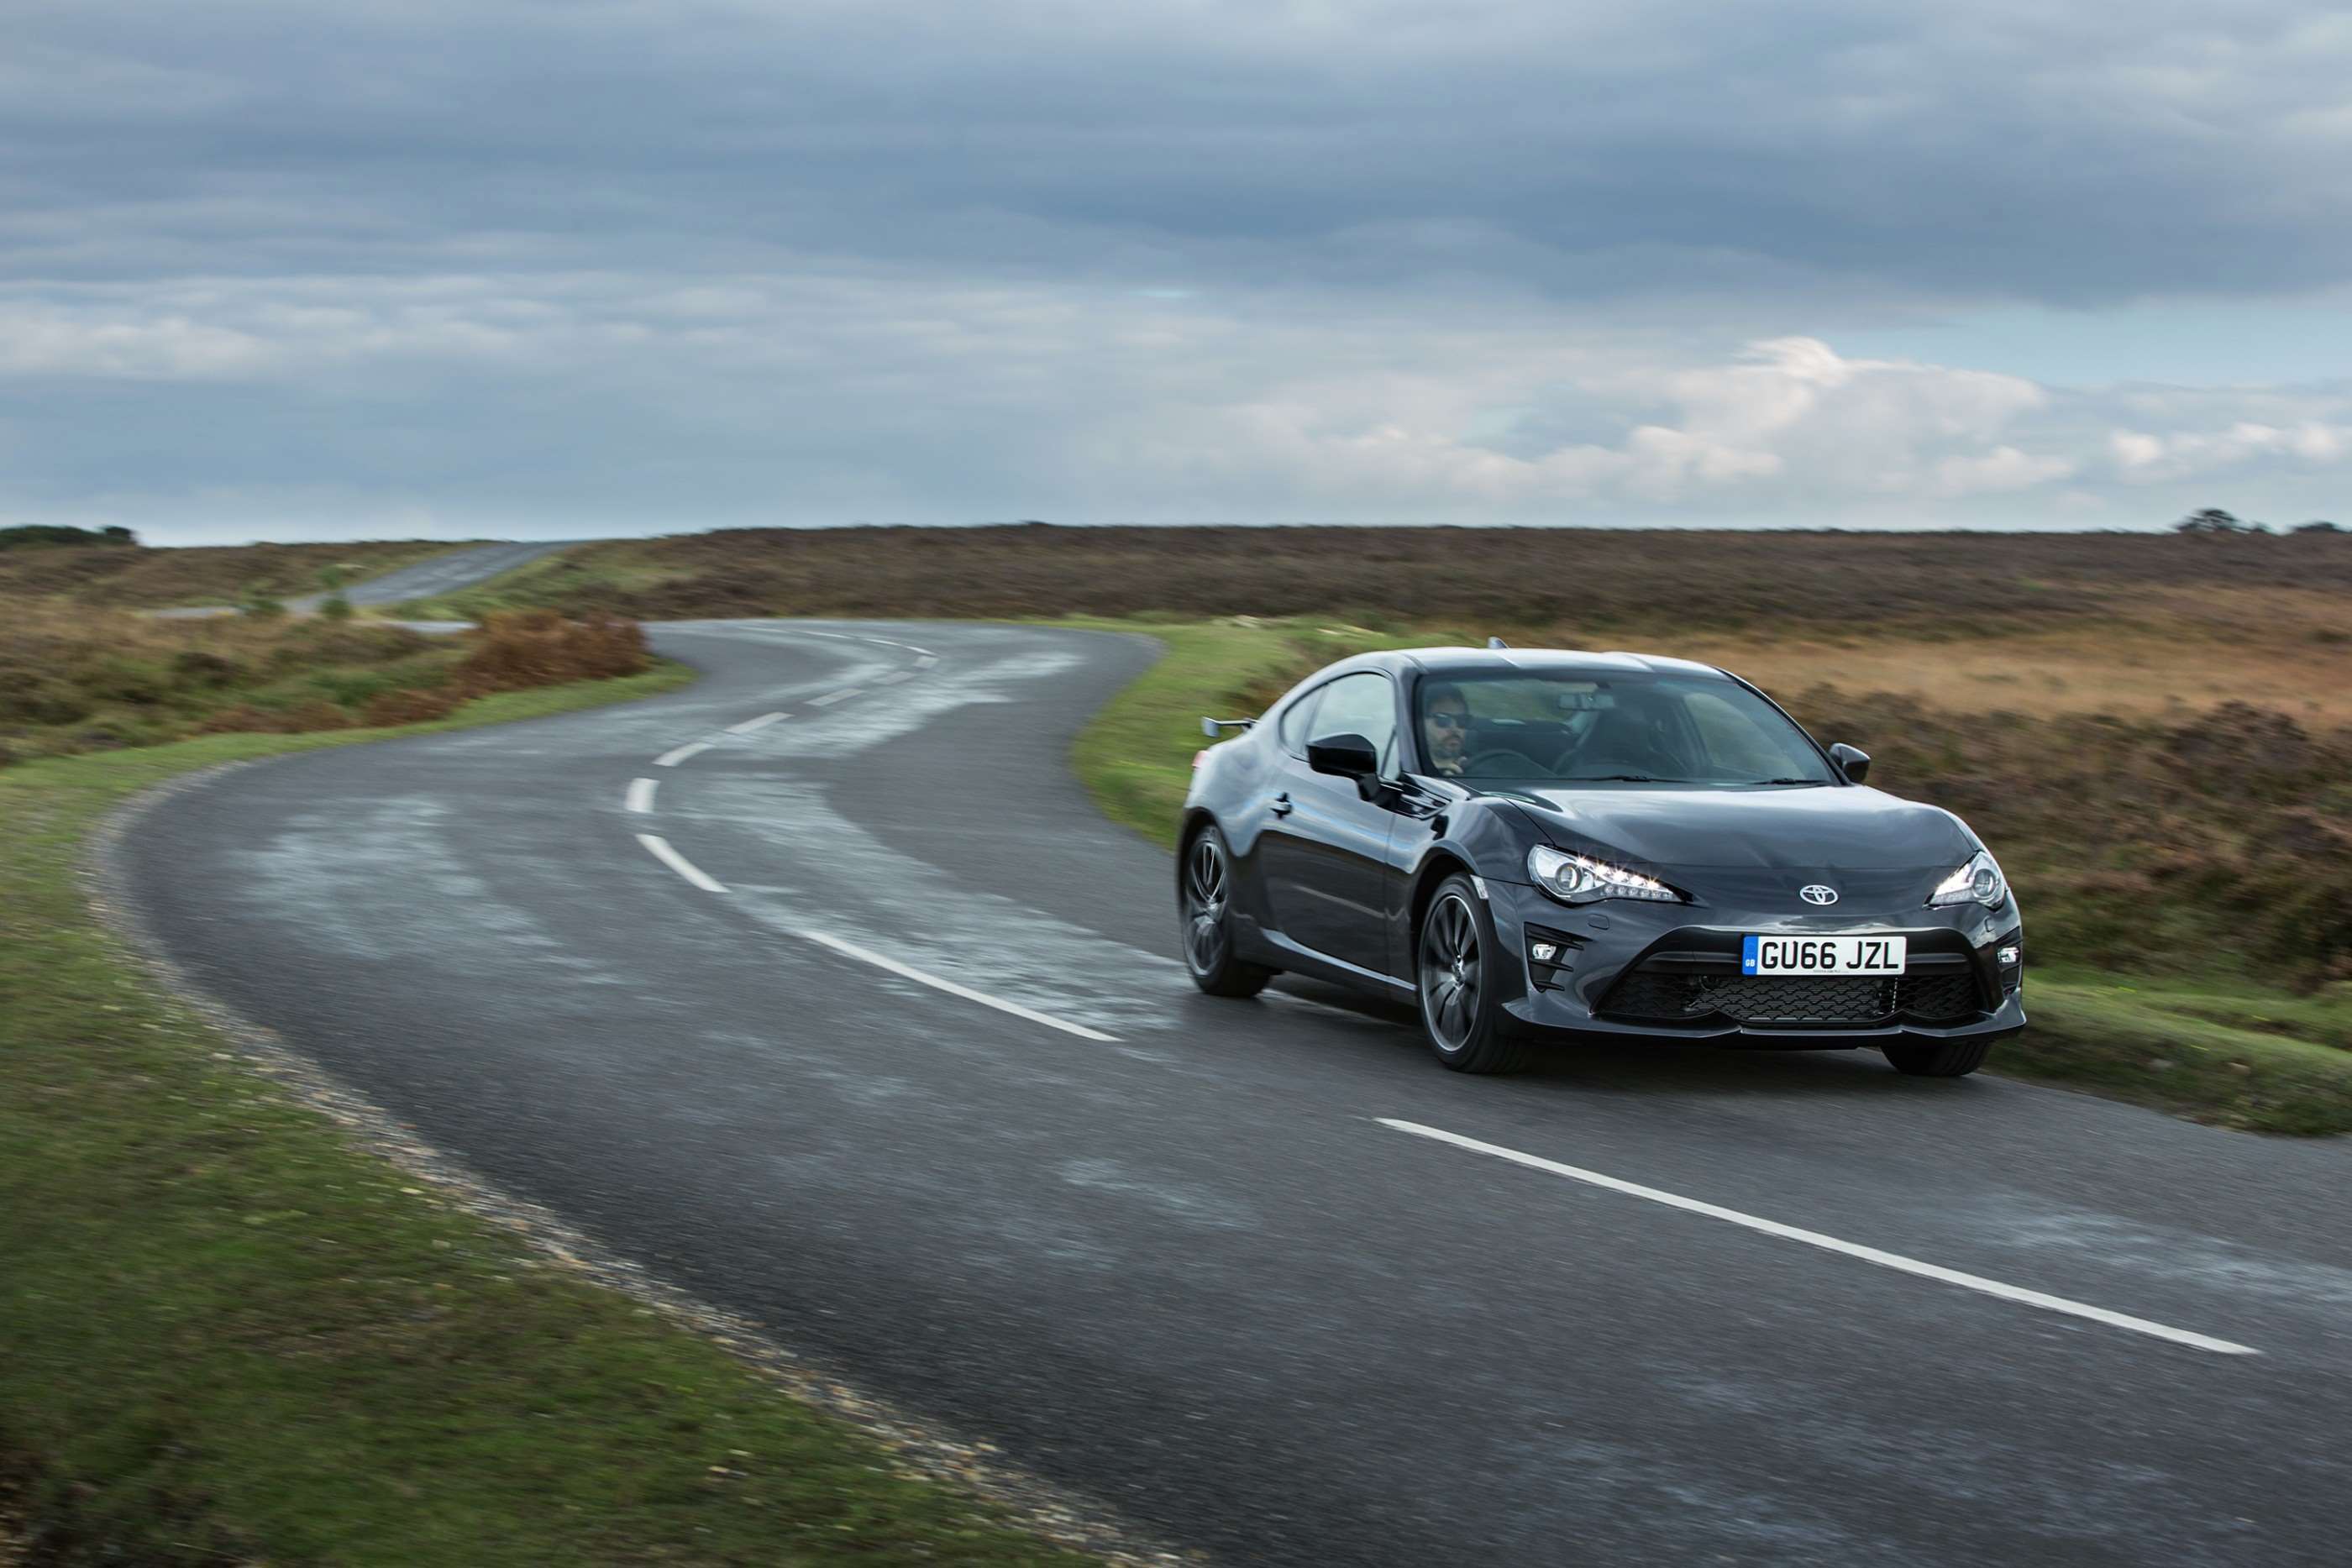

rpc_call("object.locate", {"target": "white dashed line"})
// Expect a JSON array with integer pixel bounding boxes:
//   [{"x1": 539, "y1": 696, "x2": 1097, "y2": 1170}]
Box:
[
  {"x1": 913, "y1": 654, "x2": 939, "y2": 669},
  {"x1": 727, "y1": 711, "x2": 789, "y2": 734},
  {"x1": 625, "y1": 778, "x2": 658, "y2": 814},
  {"x1": 796, "y1": 929, "x2": 1118, "y2": 1042},
  {"x1": 1374, "y1": 1119, "x2": 2260, "y2": 1357},
  {"x1": 874, "y1": 671, "x2": 913, "y2": 685},
  {"x1": 654, "y1": 740, "x2": 715, "y2": 768},
  {"x1": 636, "y1": 833, "x2": 728, "y2": 893},
  {"x1": 809, "y1": 688, "x2": 862, "y2": 706}
]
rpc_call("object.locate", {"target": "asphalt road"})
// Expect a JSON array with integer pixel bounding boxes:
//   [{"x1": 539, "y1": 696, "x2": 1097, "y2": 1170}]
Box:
[
  {"x1": 122, "y1": 621, "x2": 2352, "y2": 1566},
  {"x1": 300, "y1": 540, "x2": 572, "y2": 611}
]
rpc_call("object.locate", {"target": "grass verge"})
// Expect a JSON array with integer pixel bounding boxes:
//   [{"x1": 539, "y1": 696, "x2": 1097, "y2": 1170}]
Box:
[
  {"x1": 1068, "y1": 616, "x2": 2352, "y2": 1135},
  {"x1": 2, "y1": 665, "x2": 1105, "y2": 1565}
]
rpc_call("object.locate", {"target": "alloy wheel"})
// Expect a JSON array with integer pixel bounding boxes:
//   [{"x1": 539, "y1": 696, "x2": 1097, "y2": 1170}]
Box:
[
  {"x1": 1420, "y1": 892, "x2": 1482, "y2": 1051},
  {"x1": 1184, "y1": 833, "x2": 1231, "y2": 974}
]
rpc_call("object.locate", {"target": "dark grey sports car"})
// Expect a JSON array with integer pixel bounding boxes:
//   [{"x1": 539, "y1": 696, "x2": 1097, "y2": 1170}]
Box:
[{"x1": 1178, "y1": 644, "x2": 2025, "y2": 1076}]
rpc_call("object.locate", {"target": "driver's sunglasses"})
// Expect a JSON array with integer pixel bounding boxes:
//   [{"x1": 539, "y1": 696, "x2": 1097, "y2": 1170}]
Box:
[{"x1": 1426, "y1": 711, "x2": 1468, "y2": 732}]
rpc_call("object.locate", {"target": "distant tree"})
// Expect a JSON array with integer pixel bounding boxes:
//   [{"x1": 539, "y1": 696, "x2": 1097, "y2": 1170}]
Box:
[
  {"x1": 0, "y1": 522, "x2": 141, "y2": 551},
  {"x1": 2293, "y1": 519, "x2": 2342, "y2": 533},
  {"x1": 2174, "y1": 507, "x2": 2270, "y2": 535}
]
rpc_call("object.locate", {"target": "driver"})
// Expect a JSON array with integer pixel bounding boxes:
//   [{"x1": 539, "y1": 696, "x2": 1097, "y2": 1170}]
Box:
[{"x1": 1420, "y1": 681, "x2": 1470, "y2": 775}]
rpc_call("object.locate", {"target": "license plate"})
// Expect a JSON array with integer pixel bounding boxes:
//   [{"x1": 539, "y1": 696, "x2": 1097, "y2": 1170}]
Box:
[{"x1": 1742, "y1": 934, "x2": 1907, "y2": 975}]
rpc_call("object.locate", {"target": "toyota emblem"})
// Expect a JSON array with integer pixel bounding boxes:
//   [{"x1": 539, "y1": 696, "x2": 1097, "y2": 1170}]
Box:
[{"x1": 1799, "y1": 884, "x2": 1839, "y2": 906}]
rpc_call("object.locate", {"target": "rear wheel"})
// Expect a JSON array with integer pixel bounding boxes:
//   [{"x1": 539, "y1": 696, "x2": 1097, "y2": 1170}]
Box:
[
  {"x1": 1416, "y1": 875, "x2": 1528, "y2": 1073},
  {"x1": 1882, "y1": 1037, "x2": 1992, "y2": 1078},
  {"x1": 1180, "y1": 826, "x2": 1273, "y2": 998}
]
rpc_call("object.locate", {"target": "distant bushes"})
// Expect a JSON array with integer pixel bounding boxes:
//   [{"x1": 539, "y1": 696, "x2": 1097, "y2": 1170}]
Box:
[
  {"x1": 0, "y1": 524, "x2": 136, "y2": 551},
  {"x1": 0, "y1": 600, "x2": 651, "y2": 763}
]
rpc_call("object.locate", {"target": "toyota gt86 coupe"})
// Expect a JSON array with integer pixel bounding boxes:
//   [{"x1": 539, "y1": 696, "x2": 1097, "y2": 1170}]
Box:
[{"x1": 1178, "y1": 645, "x2": 2025, "y2": 1076}]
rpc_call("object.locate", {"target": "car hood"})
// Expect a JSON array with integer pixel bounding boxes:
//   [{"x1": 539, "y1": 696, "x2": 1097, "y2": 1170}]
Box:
[{"x1": 1500, "y1": 784, "x2": 1974, "y2": 872}]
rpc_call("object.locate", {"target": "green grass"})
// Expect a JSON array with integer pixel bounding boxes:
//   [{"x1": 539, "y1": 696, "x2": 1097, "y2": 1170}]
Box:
[
  {"x1": 2013, "y1": 972, "x2": 2352, "y2": 1135},
  {"x1": 1067, "y1": 616, "x2": 2352, "y2": 1135},
  {"x1": 1064, "y1": 616, "x2": 1351, "y2": 851},
  {"x1": 1, "y1": 664, "x2": 1099, "y2": 1565}
]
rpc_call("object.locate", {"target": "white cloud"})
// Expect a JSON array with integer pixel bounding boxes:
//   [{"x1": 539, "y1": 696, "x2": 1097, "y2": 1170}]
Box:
[
  {"x1": 2107, "y1": 415, "x2": 2352, "y2": 482},
  {"x1": 0, "y1": 269, "x2": 2342, "y2": 534},
  {"x1": 0, "y1": 303, "x2": 277, "y2": 379}
]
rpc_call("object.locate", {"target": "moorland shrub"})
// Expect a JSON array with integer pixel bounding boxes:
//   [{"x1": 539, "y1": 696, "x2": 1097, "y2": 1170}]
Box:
[
  {"x1": 454, "y1": 611, "x2": 649, "y2": 695},
  {"x1": 1790, "y1": 690, "x2": 2352, "y2": 988},
  {"x1": 0, "y1": 597, "x2": 648, "y2": 763},
  {"x1": 468, "y1": 525, "x2": 2352, "y2": 636}
]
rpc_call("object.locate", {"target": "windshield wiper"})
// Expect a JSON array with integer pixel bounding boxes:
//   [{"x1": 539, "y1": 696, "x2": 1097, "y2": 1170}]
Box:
[
  {"x1": 1557, "y1": 774, "x2": 1683, "y2": 783},
  {"x1": 1739, "y1": 777, "x2": 1829, "y2": 787}
]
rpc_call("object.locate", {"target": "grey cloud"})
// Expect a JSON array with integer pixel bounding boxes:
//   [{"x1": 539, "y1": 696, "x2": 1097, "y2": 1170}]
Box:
[
  {"x1": 2, "y1": 1, "x2": 2349, "y2": 538},
  {"x1": 9, "y1": 1, "x2": 2352, "y2": 303}
]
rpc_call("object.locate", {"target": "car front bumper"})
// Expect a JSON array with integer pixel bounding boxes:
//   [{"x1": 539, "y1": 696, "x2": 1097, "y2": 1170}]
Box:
[{"x1": 1478, "y1": 876, "x2": 2027, "y2": 1047}]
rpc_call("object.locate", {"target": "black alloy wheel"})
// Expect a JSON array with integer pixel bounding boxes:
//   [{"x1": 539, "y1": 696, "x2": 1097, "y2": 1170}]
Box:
[
  {"x1": 1416, "y1": 874, "x2": 1528, "y2": 1073},
  {"x1": 1180, "y1": 826, "x2": 1273, "y2": 998}
]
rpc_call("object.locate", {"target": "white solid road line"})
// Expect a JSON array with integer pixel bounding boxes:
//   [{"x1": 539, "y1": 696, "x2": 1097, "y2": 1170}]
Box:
[
  {"x1": 636, "y1": 833, "x2": 728, "y2": 893},
  {"x1": 1376, "y1": 1119, "x2": 2260, "y2": 1357},
  {"x1": 625, "y1": 778, "x2": 658, "y2": 814},
  {"x1": 797, "y1": 928, "x2": 1119, "y2": 1042},
  {"x1": 635, "y1": 824, "x2": 1114, "y2": 1041},
  {"x1": 809, "y1": 688, "x2": 862, "y2": 706},
  {"x1": 654, "y1": 740, "x2": 715, "y2": 768},
  {"x1": 727, "y1": 711, "x2": 789, "y2": 734}
]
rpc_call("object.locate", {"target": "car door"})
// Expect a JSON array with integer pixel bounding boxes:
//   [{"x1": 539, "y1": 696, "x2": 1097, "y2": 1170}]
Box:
[{"x1": 1256, "y1": 670, "x2": 1404, "y2": 978}]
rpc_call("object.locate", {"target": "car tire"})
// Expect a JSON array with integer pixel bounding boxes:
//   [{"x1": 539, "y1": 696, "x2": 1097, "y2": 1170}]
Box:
[
  {"x1": 1179, "y1": 825, "x2": 1274, "y2": 999},
  {"x1": 1416, "y1": 874, "x2": 1529, "y2": 1074},
  {"x1": 1882, "y1": 1038, "x2": 1992, "y2": 1078}
]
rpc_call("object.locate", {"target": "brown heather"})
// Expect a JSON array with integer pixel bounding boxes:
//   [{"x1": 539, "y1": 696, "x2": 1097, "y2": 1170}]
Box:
[
  {"x1": 0, "y1": 599, "x2": 650, "y2": 762},
  {"x1": 0, "y1": 539, "x2": 468, "y2": 607},
  {"x1": 464, "y1": 523, "x2": 2352, "y2": 636}
]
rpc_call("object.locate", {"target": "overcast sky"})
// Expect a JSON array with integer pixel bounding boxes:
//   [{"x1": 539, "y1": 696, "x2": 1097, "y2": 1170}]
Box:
[{"x1": 6, "y1": 0, "x2": 2349, "y2": 543}]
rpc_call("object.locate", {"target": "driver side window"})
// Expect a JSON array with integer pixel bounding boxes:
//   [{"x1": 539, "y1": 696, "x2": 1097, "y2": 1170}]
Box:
[{"x1": 1308, "y1": 673, "x2": 1399, "y2": 776}]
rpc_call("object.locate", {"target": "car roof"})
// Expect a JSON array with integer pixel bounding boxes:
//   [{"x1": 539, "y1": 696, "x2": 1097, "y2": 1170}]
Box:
[{"x1": 1324, "y1": 646, "x2": 1729, "y2": 680}]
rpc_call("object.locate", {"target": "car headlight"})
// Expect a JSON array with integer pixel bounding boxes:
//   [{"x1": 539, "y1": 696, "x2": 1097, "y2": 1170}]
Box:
[
  {"x1": 1528, "y1": 844, "x2": 1682, "y2": 904},
  {"x1": 1928, "y1": 848, "x2": 2007, "y2": 908}
]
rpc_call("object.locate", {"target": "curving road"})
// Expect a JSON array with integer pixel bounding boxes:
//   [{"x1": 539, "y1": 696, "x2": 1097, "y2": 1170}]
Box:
[{"x1": 122, "y1": 622, "x2": 2352, "y2": 1566}]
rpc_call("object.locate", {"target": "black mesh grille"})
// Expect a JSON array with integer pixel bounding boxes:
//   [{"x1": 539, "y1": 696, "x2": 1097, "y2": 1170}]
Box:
[{"x1": 1603, "y1": 969, "x2": 1982, "y2": 1026}]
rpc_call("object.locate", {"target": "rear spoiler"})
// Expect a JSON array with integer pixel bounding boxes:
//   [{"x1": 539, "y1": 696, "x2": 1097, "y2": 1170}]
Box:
[{"x1": 1200, "y1": 716, "x2": 1255, "y2": 737}]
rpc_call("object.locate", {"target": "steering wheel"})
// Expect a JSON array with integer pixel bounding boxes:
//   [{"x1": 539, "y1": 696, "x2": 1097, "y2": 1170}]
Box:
[{"x1": 1465, "y1": 747, "x2": 1544, "y2": 776}]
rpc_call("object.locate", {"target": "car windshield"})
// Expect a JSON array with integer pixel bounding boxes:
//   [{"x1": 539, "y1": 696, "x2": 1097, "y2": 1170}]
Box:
[{"x1": 1414, "y1": 670, "x2": 1840, "y2": 786}]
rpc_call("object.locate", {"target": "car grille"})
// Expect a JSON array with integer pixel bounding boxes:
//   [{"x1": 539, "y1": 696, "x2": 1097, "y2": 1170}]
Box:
[{"x1": 1603, "y1": 971, "x2": 1983, "y2": 1027}]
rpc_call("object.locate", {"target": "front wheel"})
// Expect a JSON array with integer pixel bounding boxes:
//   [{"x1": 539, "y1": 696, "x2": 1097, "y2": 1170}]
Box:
[
  {"x1": 1882, "y1": 1038, "x2": 1992, "y2": 1078},
  {"x1": 1180, "y1": 826, "x2": 1273, "y2": 998},
  {"x1": 1416, "y1": 875, "x2": 1529, "y2": 1073}
]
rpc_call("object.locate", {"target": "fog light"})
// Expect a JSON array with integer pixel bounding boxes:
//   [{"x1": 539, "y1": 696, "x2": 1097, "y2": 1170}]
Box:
[
  {"x1": 1998, "y1": 945, "x2": 2019, "y2": 965},
  {"x1": 1531, "y1": 941, "x2": 1560, "y2": 962}
]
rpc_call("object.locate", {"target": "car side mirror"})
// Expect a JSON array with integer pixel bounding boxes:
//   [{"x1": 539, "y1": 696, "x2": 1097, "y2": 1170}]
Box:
[
  {"x1": 1829, "y1": 742, "x2": 1870, "y2": 784},
  {"x1": 1306, "y1": 732, "x2": 1380, "y2": 782}
]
